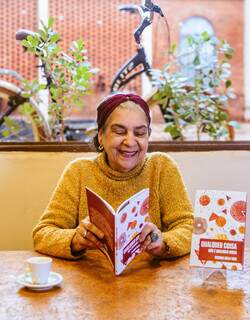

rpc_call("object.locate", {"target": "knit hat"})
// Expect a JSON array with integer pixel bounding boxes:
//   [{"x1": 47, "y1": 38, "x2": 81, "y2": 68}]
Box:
[{"x1": 97, "y1": 93, "x2": 151, "y2": 130}]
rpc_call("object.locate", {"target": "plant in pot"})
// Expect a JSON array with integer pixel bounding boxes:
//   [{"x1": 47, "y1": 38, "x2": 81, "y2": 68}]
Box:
[
  {"x1": 19, "y1": 18, "x2": 95, "y2": 141},
  {"x1": 150, "y1": 31, "x2": 237, "y2": 141}
]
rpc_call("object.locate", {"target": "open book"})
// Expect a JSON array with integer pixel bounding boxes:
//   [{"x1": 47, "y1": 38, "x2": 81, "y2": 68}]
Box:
[
  {"x1": 190, "y1": 189, "x2": 247, "y2": 271},
  {"x1": 86, "y1": 187, "x2": 149, "y2": 275}
]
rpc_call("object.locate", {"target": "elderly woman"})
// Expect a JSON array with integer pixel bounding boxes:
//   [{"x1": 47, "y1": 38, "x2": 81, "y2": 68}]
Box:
[{"x1": 33, "y1": 93, "x2": 193, "y2": 260}]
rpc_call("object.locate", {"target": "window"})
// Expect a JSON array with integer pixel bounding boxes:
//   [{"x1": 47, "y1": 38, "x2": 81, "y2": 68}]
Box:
[{"x1": 179, "y1": 16, "x2": 216, "y2": 86}]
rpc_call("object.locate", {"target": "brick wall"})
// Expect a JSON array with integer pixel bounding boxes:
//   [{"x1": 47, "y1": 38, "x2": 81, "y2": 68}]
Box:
[
  {"x1": 0, "y1": 0, "x2": 245, "y2": 121},
  {"x1": 0, "y1": 0, "x2": 37, "y2": 83}
]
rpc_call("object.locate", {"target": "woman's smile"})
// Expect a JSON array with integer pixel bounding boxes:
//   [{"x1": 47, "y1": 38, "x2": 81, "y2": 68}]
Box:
[{"x1": 118, "y1": 149, "x2": 138, "y2": 158}]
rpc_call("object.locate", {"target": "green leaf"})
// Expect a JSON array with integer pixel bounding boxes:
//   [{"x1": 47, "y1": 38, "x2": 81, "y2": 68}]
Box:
[
  {"x1": 201, "y1": 31, "x2": 210, "y2": 42},
  {"x1": 21, "y1": 39, "x2": 30, "y2": 48},
  {"x1": 187, "y1": 36, "x2": 193, "y2": 45},
  {"x1": 193, "y1": 55, "x2": 200, "y2": 66},
  {"x1": 169, "y1": 43, "x2": 177, "y2": 55},
  {"x1": 225, "y1": 80, "x2": 232, "y2": 88},
  {"x1": 21, "y1": 92, "x2": 31, "y2": 98},
  {"x1": 48, "y1": 17, "x2": 55, "y2": 29},
  {"x1": 2, "y1": 129, "x2": 10, "y2": 137},
  {"x1": 50, "y1": 33, "x2": 60, "y2": 43},
  {"x1": 225, "y1": 53, "x2": 233, "y2": 59},
  {"x1": 38, "y1": 29, "x2": 47, "y2": 42}
]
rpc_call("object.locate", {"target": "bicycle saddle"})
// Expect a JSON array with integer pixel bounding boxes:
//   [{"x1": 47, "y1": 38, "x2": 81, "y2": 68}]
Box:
[{"x1": 15, "y1": 29, "x2": 36, "y2": 41}]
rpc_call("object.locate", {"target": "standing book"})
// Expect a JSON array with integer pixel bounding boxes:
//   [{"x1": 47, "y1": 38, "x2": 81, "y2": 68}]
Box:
[
  {"x1": 86, "y1": 187, "x2": 149, "y2": 275},
  {"x1": 190, "y1": 189, "x2": 247, "y2": 271}
]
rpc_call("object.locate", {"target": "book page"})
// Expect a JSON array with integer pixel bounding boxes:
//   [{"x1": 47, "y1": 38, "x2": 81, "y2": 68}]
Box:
[
  {"x1": 86, "y1": 188, "x2": 116, "y2": 268},
  {"x1": 190, "y1": 189, "x2": 247, "y2": 271},
  {"x1": 115, "y1": 188, "x2": 149, "y2": 275}
]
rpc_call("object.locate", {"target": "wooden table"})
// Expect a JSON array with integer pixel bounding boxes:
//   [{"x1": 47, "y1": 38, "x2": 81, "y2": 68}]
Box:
[{"x1": 0, "y1": 250, "x2": 249, "y2": 320}]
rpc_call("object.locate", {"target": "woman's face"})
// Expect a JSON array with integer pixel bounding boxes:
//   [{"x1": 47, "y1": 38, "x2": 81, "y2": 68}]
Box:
[{"x1": 98, "y1": 103, "x2": 150, "y2": 172}]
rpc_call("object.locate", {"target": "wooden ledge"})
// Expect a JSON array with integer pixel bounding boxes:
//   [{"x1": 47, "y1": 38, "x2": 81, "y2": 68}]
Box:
[{"x1": 1, "y1": 141, "x2": 250, "y2": 152}]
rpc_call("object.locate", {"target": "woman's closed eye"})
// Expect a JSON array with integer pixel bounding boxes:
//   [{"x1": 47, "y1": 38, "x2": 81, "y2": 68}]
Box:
[
  {"x1": 134, "y1": 129, "x2": 147, "y2": 137},
  {"x1": 112, "y1": 128, "x2": 126, "y2": 135}
]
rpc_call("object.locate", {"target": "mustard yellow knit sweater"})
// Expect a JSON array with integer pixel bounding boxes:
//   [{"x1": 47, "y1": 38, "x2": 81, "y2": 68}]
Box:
[{"x1": 33, "y1": 152, "x2": 193, "y2": 259}]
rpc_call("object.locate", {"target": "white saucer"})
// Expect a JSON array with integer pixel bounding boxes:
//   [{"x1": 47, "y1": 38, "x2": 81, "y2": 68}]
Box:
[{"x1": 16, "y1": 271, "x2": 63, "y2": 291}]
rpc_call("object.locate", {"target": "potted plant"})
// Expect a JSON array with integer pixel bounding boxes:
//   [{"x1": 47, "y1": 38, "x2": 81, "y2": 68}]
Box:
[
  {"x1": 151, "y1": 31, "x2": 237, "y2": 141},
  {"x1": 12, "y1": 18, "x2": 95, "y2": 141}
]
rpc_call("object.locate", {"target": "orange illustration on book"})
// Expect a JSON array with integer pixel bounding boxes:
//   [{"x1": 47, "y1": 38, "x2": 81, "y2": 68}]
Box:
[
  {"x1": 127, "y1": 220, "x2": 137, "y2": 230},
  {"x1": 239, "y1": 225, "x2": 245, "y2": 234},
  {"x1": 230, "y1": 201, "x2": 246, "y2": 222},
  {"x1": 140, "y1": 197, "x2": 149, "y2": 215},
  {"x1": 217, "y1": 198, "x2": 225, "y2": 206},
  {"x1": 118, "y1": 232, "x2": 126, "y2": 250},
  {"x1": 120, "y1": 212, "x2": 127, "y2": 224},
  {"x1": 230, "y1": 228, "x2": 237, "y2": 236},
  {"x1": 199, "y1": 195, "x2": 210, "y2": 206},
  {"x1": 209, "y1": 212, "x2": 226, "y2": 227},
  {"x1": 214, "y1": 233, "x2": 228, "y2": 240},
  {"x1": 193, "y1": 217, "x2": 207, "y2": 234}
]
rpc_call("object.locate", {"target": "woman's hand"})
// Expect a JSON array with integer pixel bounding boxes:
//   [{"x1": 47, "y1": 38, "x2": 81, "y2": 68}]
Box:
[
  {"x1": 71, "y1": 217, "x2": 105, "y2": 255},
  {"x1": 139, "y1": 222, "x2": 166, "y2": 256}
]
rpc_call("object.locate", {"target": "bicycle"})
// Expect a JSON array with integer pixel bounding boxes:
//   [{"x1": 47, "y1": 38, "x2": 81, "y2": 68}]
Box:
[
  {"x1": 0, "y1": 28, "x2": 95, "y2": 142},
  {"x1": 110, "y1": 0, "x2": 169, "y2": 97},
  {"x1": 79, "y1": 0, "x2": 170, "y2": 139}
]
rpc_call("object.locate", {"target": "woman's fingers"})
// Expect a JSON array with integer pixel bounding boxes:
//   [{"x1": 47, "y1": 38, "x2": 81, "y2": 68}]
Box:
[
  {"x1": 141, "y1": 234, "x2": 151, "y2": 251},
  {"x1": 139, "y1": 222, "x2": 165, "y2": 255},
  {"x1": 71, "y1": 218, "x2": 105, "y2": 254},
  {"x1": 139, "y1": 222, "x2": 154, "y2": 243},
  {"x1": 82, "y1": 229, "x2": 104, "y2": 250},
  {"x1": 81, "y1": 218, "x2": 105, "y2": 240}
]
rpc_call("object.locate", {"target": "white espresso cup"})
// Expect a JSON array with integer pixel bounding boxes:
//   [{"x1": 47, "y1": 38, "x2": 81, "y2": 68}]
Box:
[{"x1": 26, "y1": 256, "x2": 52, "y2": 284}]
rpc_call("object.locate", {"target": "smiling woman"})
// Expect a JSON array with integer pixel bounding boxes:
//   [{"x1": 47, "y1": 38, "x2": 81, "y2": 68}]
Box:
[
  {"x1": 97, "y1": 99, "x2": 150, "y2": 172},
  {"x1": 33, "y1": 92, "x2": 194, "y2": 268}
]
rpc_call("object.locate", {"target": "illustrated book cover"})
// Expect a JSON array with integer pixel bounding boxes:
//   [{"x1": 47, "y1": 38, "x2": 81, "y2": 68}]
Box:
[
  {"x1": 190, "y1": 189, "x2": 247, "y2": 271},
  {"x1": 86, "y1": 187, "x2": 149, "y2": 275}
]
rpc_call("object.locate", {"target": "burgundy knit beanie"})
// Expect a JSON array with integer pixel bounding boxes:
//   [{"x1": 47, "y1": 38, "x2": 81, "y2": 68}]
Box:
[{"x1": 97, "y1": 93, "x2": 151, "y2": 130}]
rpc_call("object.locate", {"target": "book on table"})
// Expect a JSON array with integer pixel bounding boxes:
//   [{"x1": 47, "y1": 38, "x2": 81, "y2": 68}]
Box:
[
  {"x1": 190, "y1": 189, "x2": 247, "y2": 271},
  {"x1": 86, "y1": 187, "x2": 149, "y2": 275}
]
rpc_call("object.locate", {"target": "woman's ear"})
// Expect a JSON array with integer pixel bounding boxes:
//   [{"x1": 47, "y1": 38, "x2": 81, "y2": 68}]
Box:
[{"x1": 98, "y1": 129, "x2": 103, "y2": 146}]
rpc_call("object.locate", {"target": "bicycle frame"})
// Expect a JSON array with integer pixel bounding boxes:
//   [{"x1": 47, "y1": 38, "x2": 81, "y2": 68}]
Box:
[
  {"x1": 110, "y1": 0, "x2": 166, "y2": 93},
  {"x1": 111, "y1": 47, "x2": 151, "y2": 92}
]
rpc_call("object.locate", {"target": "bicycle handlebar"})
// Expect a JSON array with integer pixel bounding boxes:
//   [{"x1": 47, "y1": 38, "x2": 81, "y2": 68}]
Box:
[
  {"x1": 118, "y1": 1, "x2": 164, "y2": 44},
  {"x1": 15, "y1": 29, "x2": 37, "y2": 41}
]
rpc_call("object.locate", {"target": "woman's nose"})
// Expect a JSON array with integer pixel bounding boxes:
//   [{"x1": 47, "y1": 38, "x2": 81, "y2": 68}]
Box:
[{"x1": 123, "y1": 132, "x2": 136, "y2": 146}]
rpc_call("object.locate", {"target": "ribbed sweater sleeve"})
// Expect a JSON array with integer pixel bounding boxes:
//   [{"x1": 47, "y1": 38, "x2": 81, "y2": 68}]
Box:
[
  {"x1": 33, "y1": 161, "x2": 84, "y2": 259},
  {"x1": 157, "y1": 154, "x2": 194, "y2": 257}
]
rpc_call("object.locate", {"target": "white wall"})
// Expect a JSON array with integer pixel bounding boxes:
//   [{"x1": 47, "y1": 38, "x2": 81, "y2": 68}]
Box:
[{"x1": 0, "y1": 150, "x2": 249, "y2": 250}]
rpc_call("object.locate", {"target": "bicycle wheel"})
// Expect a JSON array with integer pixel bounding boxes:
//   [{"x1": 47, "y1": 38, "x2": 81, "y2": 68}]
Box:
[{"x1": 0, "y1": 80, "x2": 51, "y2": 141}]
